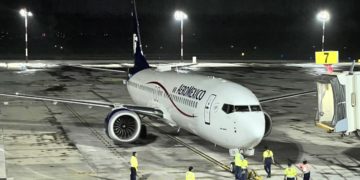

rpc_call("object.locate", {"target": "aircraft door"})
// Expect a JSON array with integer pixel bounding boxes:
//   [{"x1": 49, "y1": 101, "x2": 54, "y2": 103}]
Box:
[{"x1": 204, "y1": 94, "x2": 216, "y2": 125}]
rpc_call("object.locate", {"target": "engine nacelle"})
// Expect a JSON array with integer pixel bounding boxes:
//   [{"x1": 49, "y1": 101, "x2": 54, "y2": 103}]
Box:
[
  {"x1": 105, "y1": 108, "x2": 142, "y2": 143},
  {"x1": 264, "y1": 112, "x2": 272, "y2": 137}
]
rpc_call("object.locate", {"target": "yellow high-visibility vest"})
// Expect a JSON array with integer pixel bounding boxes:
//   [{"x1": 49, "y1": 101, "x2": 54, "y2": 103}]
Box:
[
  {"x1": 130, "y1": 156, "x2": 138, "y2": 171},
  {"x1": 284, "y1": 167, "x2": 297, "y2": 178},
  {"x1": 240, "y1": 159, "x2": 248, "y2": 169},
  {"x1": 186, "y1": 171, "x2": 195, "y2": 180},
  {"x1": 234, "y1": 152, "x2": 242, "y2": 166},
  {"x1": 263, "y1": 150, "x2": 273, "y2": 158}
]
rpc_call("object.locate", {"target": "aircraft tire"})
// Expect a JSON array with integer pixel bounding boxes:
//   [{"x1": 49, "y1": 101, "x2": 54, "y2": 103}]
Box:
[
  {"x1": 354, "y1": 130, "x2": 360, "y2": 139},
  {"x1": 230, "y1": 162, "x2": 235, "y2": 173}
]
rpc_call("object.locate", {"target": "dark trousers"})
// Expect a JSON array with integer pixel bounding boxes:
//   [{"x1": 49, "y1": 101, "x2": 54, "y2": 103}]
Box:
[
  {"x1": 130, "y1": 167, "x2": 137, "y2": 180},
  {"x1": 264, "y1": 158, "x2": 272, "y2": 176},
  {"x1": 304, "y1": 172, "x2": 310, "y2": 180},
  {"x1": 240, "y1": 168, "x2": 247, "y2": 180},
  {"x1": 286, "y1": 178, "x2": 295, "y2": 180},
  {"x1": 234, "y1": 166, "x2": 242, "y2": 180}
]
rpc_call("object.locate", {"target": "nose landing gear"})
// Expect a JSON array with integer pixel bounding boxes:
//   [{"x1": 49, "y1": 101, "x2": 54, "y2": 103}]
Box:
[{"x1": 354, "y1": 130, "x2": 360, "y2": 139}]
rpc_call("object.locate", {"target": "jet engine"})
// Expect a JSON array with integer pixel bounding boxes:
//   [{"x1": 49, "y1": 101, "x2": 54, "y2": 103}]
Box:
[
  {"x1": 105, "y1": 109, "x2": 142, "y2": 143},
  {"x1": 263, "y1": 112, "x2": 272, "y2": 137}
]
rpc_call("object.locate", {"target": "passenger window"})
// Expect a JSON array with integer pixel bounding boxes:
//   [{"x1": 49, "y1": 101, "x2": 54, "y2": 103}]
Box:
[
  {"x1": 235, "y1": 106, "x2": 249, "y2": 112},
  {"x1": 250, "y1": 105, "x2": 261, "y2": 111},
  {"x1": 222, "y1": 104, "x2": 234, "y2": 114}
]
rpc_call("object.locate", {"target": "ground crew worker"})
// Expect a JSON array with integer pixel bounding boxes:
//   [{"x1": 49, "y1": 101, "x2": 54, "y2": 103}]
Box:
[
  {"x1": 186, "y1": 166, "x2": 196, "y2": 180},
  {"x1": 263, "y1": 146, "x2": 274, "y2": 178},
  {"x1": 234, "y1": 151, "x2": 243, "y2": 180},
  {"x1": 297, "y1": 160, "x2": 310, "y2": 180},
  {"x1": 130, "y1": 152, "x2": 138, "y2": 180},
  {"x1": 284, "y1": 162, "x2": 297, "y2": 180},
  {"x1": 239, "y1": 157, "x2": 248, "y2": 180}
]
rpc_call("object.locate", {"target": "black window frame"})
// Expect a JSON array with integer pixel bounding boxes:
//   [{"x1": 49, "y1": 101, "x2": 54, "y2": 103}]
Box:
[
  {"x1": 234, "y1": 105, "x2": 250, "y2": 112},
  {"x1": 250, "y1": 105, "x2": 262, "y2": 111},
  {"x1": 222, "y1": 104, "x2": 234, "y2": 114}
]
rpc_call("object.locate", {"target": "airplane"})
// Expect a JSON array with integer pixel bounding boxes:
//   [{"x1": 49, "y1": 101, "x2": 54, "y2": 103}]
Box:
[{"x1": 0, "y1": 0, "x2": 314, "y2": 161}]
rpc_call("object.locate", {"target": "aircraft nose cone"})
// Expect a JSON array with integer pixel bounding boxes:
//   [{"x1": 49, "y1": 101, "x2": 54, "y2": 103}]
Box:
[{"x1": 239, "y1": 114, "x2": 265, "y2": 148}]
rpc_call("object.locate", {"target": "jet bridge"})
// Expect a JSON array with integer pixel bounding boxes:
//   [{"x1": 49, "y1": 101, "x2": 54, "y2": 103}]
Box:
[{"x1": 315, "y1": 71, "x2": 360, "y2": 138}]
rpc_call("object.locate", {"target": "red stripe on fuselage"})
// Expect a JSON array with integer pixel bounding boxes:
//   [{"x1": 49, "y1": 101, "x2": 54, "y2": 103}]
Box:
[{"x1": 147, "y1": 81, "x2": 195, "y2": 118}]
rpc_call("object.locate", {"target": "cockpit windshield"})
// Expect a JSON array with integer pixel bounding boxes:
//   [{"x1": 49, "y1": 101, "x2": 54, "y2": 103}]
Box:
[
  {"x1": 235, "y1": 106, "x2": 249, "y2": 112},
  {"x1": 222, "y1": 104, "x2": 261, "y2": 114},
  {"x1": 222, "y1": 104, "x2": 233, "y2": 114},
  {"x1": 250, "y1": 105, "x2": 261, "y2": 111}
]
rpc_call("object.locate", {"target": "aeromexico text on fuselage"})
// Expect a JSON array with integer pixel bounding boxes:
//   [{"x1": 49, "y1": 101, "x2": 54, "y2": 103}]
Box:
[{"x1": 172, "y1": 84, "x2": 206, "y2": 101}]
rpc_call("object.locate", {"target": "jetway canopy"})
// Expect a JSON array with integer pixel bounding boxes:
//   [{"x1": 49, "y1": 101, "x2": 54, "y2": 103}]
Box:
[
  {"x1": 315, "y1": 72, "x2": 360, "y2": 136},
  {"x1": 316, "y1": 75, "x2": 346, "y2": 131}
]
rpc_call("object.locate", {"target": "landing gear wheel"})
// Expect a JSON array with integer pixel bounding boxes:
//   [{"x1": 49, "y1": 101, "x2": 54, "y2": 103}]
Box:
[
  {"x1": 230, "y1": 162, "x2": 235, "y2": 173},
  {"x1": 140, "y1": 125, "x2": 147, "y2": 139},
  {"x1": 354, "y1": 130, "x2": 360, "y2": 139},
  {"x1": 340, "y1": 132, "x2": 346, "y2": 138}
]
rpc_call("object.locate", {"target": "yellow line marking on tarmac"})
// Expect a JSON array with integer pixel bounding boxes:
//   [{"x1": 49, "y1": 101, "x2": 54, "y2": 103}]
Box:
[{"x1": 142, "y1": 121, "x2": 231, "y2": 172}]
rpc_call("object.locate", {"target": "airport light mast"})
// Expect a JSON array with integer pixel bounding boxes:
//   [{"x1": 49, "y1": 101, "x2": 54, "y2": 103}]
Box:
[
  {"x1": 174, "y1": 10, "x2": 188, "y2": 62},
  {"x1": 317, "y1": 10, "x2": 330, "y2": 51},
  {"x1": 19, "y1": 8, "x2": 33, "y2": 62}
]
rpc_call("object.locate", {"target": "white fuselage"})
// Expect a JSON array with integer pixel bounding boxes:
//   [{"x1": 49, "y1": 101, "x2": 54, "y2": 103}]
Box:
[{"x1": 127, "y1": 69, "x2": 265, "y2": 149}]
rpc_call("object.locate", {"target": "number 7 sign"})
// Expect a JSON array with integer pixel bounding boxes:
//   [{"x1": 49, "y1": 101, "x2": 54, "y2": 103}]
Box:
[{"x1": 315, "y1": 51, "x2": 339, "y2": 64}]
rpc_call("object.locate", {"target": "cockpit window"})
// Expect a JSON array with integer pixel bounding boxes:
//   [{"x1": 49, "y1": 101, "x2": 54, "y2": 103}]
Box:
[
  {"x1": 250, "y1": 105, "x2": 261, "y2": 111},
  {"x1": 222, "y1": 104, "x2": 234, "y2": 114},
  {"x1": 222, "y1": 104, "x2": 261, "y2": 114},
  {"x1": 234, "y1": 106, "x2": 249, "y2": 112}
]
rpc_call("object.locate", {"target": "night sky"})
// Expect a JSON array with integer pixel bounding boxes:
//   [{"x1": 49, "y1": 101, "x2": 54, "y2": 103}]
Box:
[{"x1": 0, "y1": 0, "x2": 359, "y2": 61}]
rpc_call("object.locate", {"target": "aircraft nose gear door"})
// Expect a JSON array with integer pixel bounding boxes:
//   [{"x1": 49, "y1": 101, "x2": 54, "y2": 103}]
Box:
[{"x1": 204, "y1": 94, "x2": 216, "y2": 125}]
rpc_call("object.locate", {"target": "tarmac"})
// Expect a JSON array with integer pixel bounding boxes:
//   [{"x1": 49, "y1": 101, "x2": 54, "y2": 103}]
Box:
[{"x1": 0, "y1": 60, "x2": 359, "y2": 179}]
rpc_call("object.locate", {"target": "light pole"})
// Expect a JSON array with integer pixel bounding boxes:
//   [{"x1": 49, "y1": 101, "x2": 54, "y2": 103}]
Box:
[
  {"x1": 174, "y1": 10, "x2": 188, "y2": 62},
  {"x1": 19, "y1": 8, "x2": 33, "y2": 62},
  {"x1": 316, "y1": 10, "x2": 330, "y2": 51}
]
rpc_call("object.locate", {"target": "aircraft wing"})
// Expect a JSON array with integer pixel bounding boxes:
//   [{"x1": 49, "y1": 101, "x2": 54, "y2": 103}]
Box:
[
  {"x1": 0, "y1": 92, "x2": 163, "y2": 118},
  {"x1": 156, "y1": 62, "x2": 197, "y2": 68},
  {"x1": 259, "y1": 90, "x2": 316, "y2": 103},
  {"x1": 65, "y1": 65, "x2": 127, "y2": 73},
  {"x1": 66, "y1": 62, "x2": 198, "y2": 73}
]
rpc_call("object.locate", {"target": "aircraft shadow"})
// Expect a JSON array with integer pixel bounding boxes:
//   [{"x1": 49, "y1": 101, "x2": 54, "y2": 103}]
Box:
[
  {"x1": 115, "y1": 134, "x2": 158, "y2": 148},
  {"x1": 253, "y1": 139, "x2": 302, "y2": 165},
  {"x1": 344, "y1": 147, "x2": 360, "y2": 162}
]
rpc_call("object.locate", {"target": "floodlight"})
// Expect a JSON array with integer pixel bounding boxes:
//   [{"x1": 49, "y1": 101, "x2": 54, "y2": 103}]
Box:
[
  {"x1": 19, "y1": 8, "x2": 33, "y2": 61},
  {"x1": 19, "y1": 9, "x2": 26, "y2": 16},
  {"x1": 317, "y1": 10, "x2": 330, "y2": 22},
  {"x1": 174, "y1": 10, "x2": 187, "y2": 21},
  {"x1": 174, "y1": 10, "x2": 188, "y2": 61}
]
